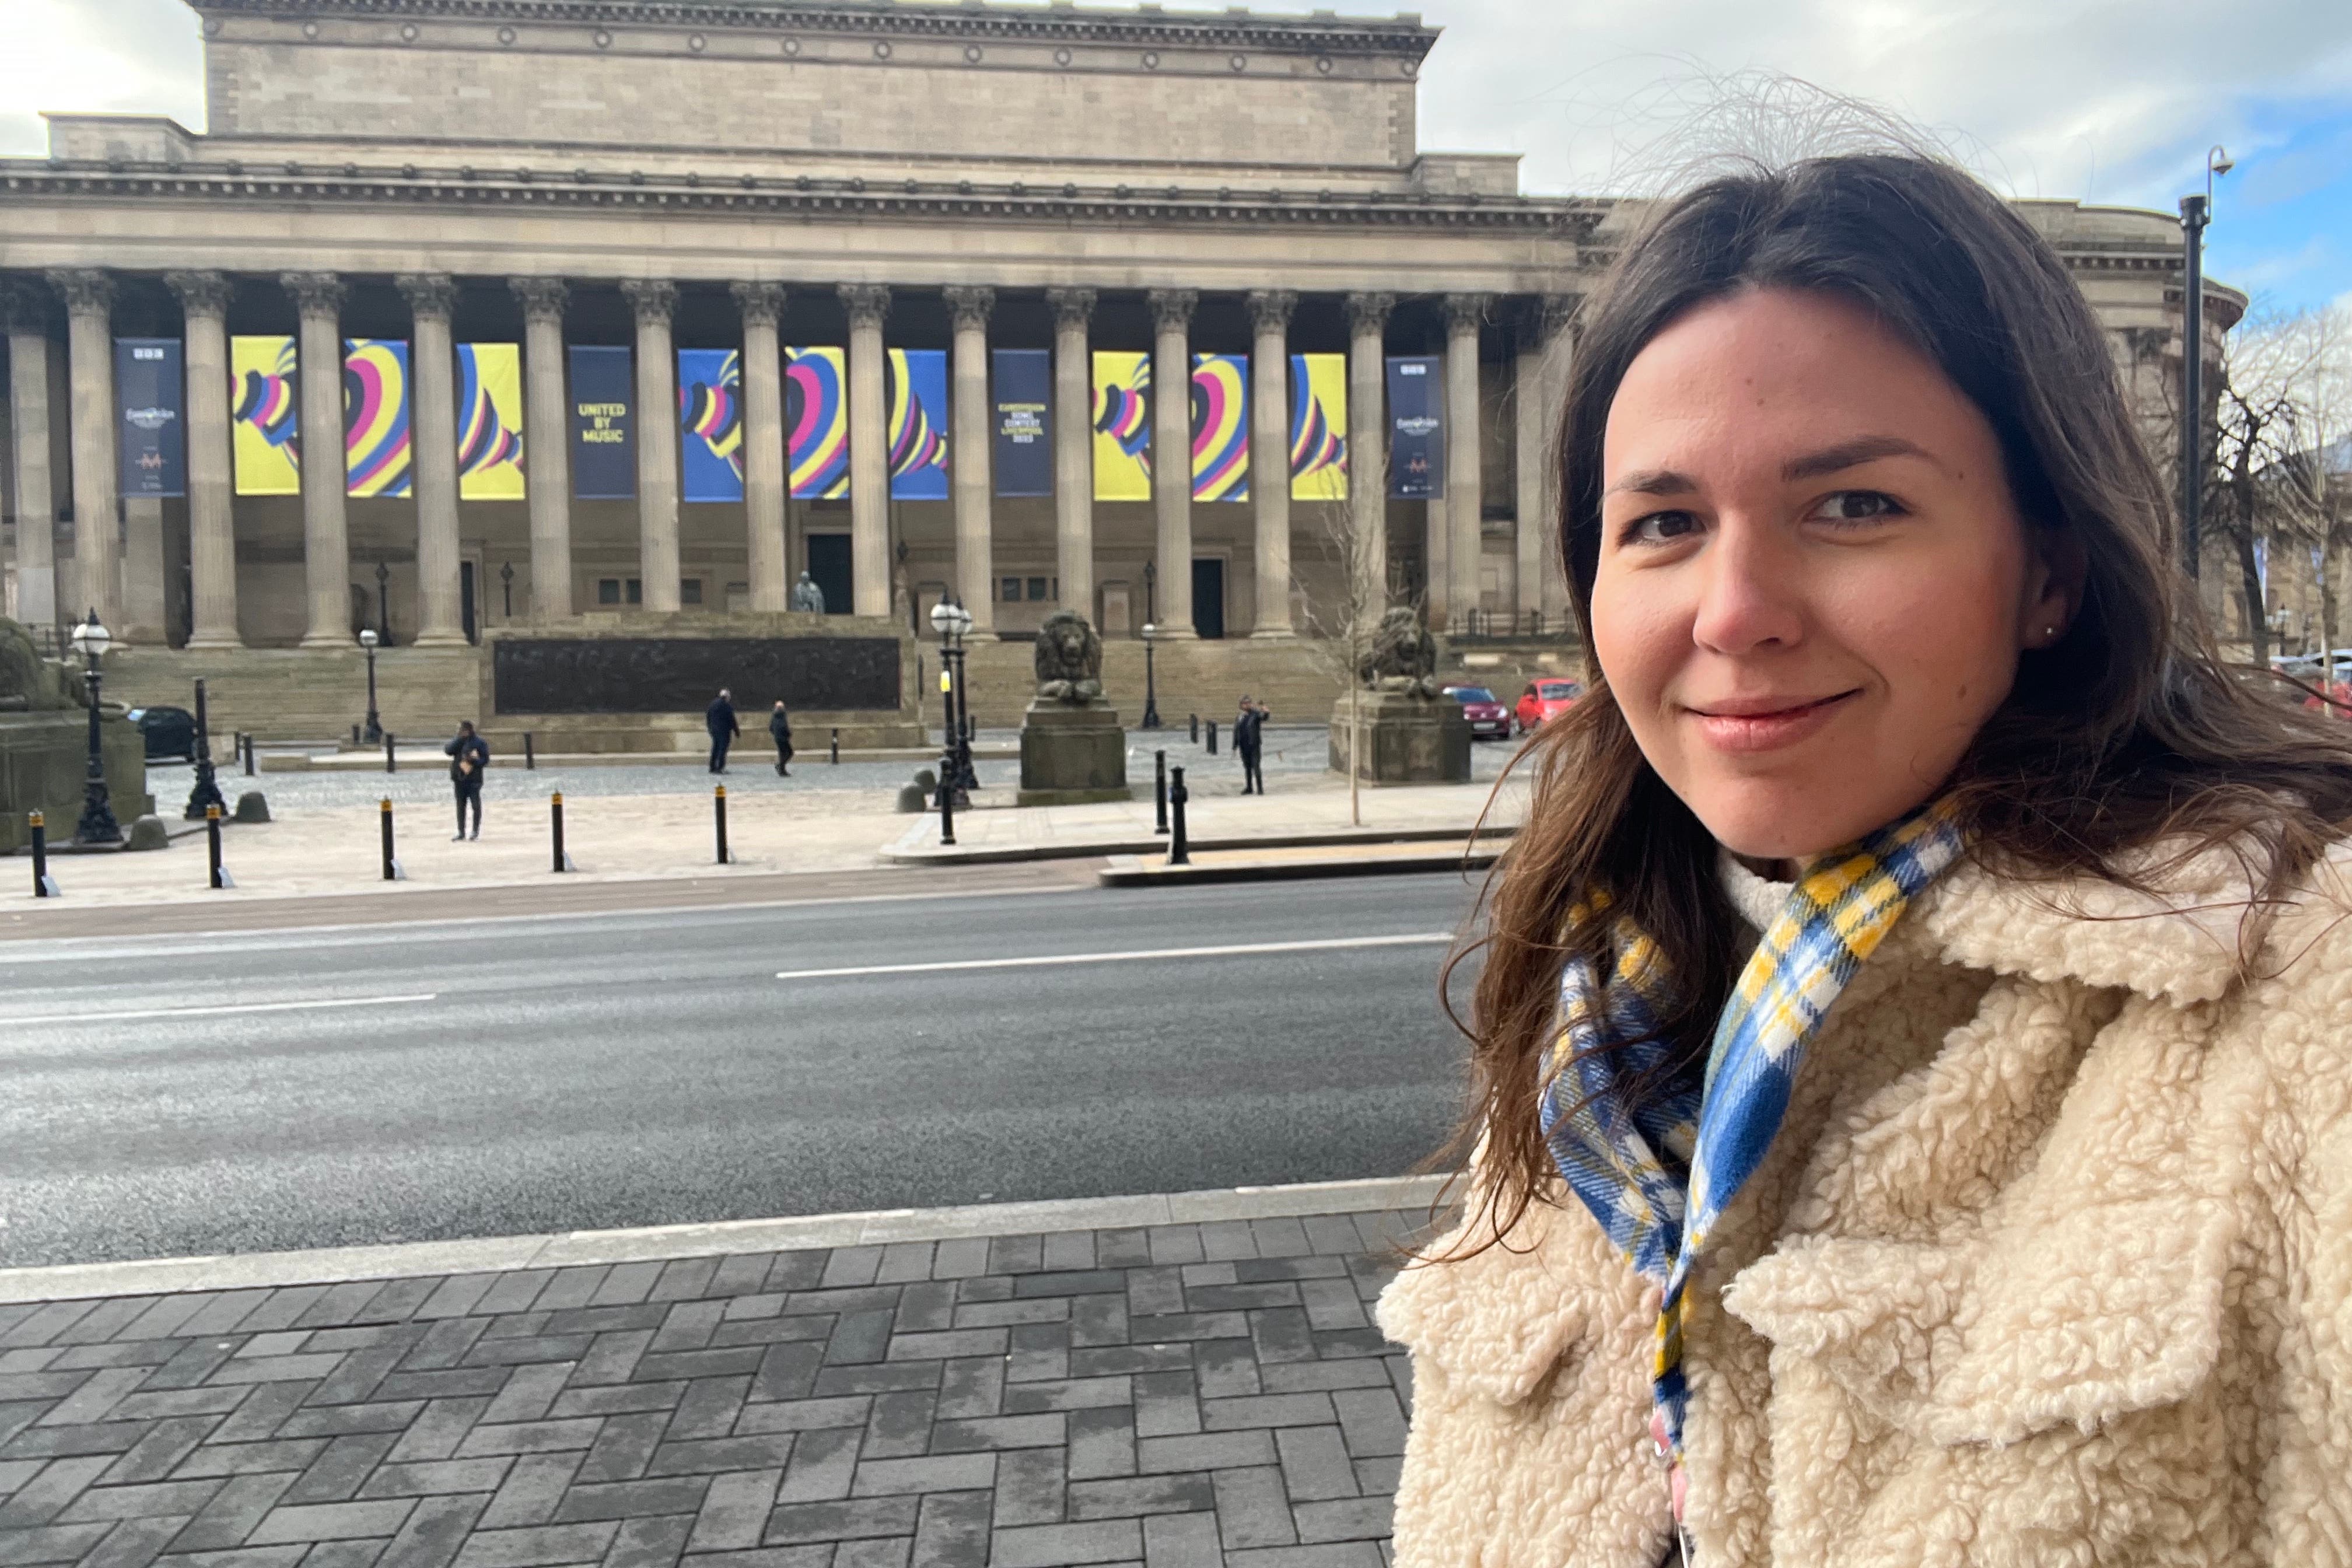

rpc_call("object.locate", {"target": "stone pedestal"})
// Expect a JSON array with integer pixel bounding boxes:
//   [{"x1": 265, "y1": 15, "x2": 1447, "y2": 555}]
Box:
[
  {"x1": 1, "y1": 711, "x2": 154, "y2": 853},
  {"x1": 1328, "y1": 691, "x2": 1472, "y2": 785},
  {"x1": 1019, "y1": 700, "x2": 1132, "y2": 806}
]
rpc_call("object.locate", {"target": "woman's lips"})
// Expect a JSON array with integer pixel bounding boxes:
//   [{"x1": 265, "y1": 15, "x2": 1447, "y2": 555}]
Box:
[{"x1": 1683, "y1": 691, "x2": 1859, "y2": 754}]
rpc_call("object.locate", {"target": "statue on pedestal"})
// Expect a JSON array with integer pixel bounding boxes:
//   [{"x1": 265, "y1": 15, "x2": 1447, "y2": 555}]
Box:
[
  {"x1": 1018, "y1": 610, "x2": 1129, "y2": 804},
  {"x1": 789, "y1": 571, "x2": 827, "y2": 613},
  {"x1": 1033, "y1": 610, "x2": 1105, "y2": 705},
  {"x1": 1359, "y1": 606, "x2": 1441, "y2": 698}
]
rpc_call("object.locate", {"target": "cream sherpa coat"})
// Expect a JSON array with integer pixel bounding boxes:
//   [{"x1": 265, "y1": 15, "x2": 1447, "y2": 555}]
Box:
[{"x1": 1377, "y1": 847, "x2": 2352, "y2": 1567}]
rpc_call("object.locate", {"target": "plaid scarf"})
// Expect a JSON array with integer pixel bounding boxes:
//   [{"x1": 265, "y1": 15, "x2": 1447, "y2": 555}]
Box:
[{"x1": 1539, "y1": 799, "x2": 1966, "y2": 1472}]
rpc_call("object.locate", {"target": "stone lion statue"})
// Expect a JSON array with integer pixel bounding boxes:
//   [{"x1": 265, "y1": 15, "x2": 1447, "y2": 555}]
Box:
[
  {"x1": 1033, "y1": 609, "x2": 1105, "y2": 704},
  {"x1": 1360, "y1": 606, "x2": 1441, "y2": 698},
  {"x1": 0, "y1": 617, "x2": 68, "y2": 712}
]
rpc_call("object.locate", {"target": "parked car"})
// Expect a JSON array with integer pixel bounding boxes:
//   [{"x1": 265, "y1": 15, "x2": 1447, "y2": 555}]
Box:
[
  {"x1": 1514, "y1": 679, "x2": 1583, "y2": 735},
  {"x1": 128, "y1": 705, "x2": 198, "y2": 763},
  {"x1": 1442, "y1": 684, "x2": 1512, "y2": 740}
]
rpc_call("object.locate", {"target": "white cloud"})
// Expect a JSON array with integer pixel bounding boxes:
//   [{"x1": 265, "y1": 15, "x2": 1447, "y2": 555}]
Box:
[{"x1": 0, "y1": 0, "x2": 204, "y2": 154}]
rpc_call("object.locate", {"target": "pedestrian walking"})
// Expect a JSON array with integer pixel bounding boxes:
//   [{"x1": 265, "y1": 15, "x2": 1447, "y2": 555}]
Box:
[
  {"x1": 769, "y1": 699, "x2": 794, "y2": 776},
  {"x1": 1378, "y1": 152, "x2": 2352, "y2": 1568},
  {"x1": 705, "y1": 687, "x2": 740, "y2": 774},
  {"x1": 443, "y1": 719, "x2": 489, "y2": 841},
  {"x1": 1233, "y1": 694, "x2": 1269, "y2": 794}
]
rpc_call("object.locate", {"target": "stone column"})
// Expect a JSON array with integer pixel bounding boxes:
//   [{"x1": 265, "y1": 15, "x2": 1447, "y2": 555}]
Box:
[
  {"x1": 398, "y1": 274, "x2": 466, "y2": 645},
  {"x1": 1245, "y1": 290, "x2": 1296, "y2": 638},
  {"x1": 166, "y1": 271, "x2": 240, "y2": 648},
  {"x1": 1345, "y1": 292, "x2": 1394, "y2": 608},
  {"x1": 620, "y1": 279, "x2": 681, "y2": 614},
  {"x1": 1147, "y1": 288, "x2": 1196, "y2": 637},
  {"x1": 510, "y1": 278, "x2": 572, "y2": 620},
  {"x1": 1046, "y1": 288, "x2": 1096, "y2": 623},
  {"x1": 1515, "y1": 295, "x2": 1575, "y2": 628},
  {"x1": 731, "y1": 282, "x2": 788, "y2": 614},
  {"x1": 945, "y1": 285, "x2": 995, "y2": 632},
  {"x1": 283, "y1": 271, "x2": 352, "y2": 646},
  {"x1": 1443, "y1": 295, "x2": 1489, "y2": 632},
  {"x1": 48, "y1": 268, "x2": 121, "y2": 629},
  {"x1": 3, "y1": 280, "x2": 58, "y2": 632},
  {"x1": 122, "y1": 499, "x2": 167, "y2": 645},
  {"x1": 1540, "y1": 296, "x2": 1578, "y2": 630},
  {"x1": 839, "y1": 284, "x2": 891, "y2": 618}
]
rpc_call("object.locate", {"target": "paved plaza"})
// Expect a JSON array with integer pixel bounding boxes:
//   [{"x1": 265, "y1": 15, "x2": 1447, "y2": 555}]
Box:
[{"x1": 0, "y1": 1203, "x2": 1438, "y2": 1568}]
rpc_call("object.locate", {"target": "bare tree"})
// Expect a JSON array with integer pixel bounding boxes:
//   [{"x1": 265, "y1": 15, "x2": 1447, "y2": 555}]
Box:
[
  {"x1": 1293, "y1": 444, "x2": 1392, "y2": 828},
  {"x1": 2206, "y1": 309, "x2": 2341, "y2": 667}
]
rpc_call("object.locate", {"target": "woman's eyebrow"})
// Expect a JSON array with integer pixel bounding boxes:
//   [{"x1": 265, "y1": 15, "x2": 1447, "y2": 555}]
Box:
[
  {"x1": 1603, "y1": 467, "x2": 1697, "y2": 498},
  {"x1": 1783, "y1": 435, "x2": 1934, "y2": 480}
]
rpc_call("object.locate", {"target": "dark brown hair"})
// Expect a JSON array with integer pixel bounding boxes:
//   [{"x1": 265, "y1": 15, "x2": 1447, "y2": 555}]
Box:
[{"x1": 1446, "y1": 152, "x2": 2352, "y2": 1245}]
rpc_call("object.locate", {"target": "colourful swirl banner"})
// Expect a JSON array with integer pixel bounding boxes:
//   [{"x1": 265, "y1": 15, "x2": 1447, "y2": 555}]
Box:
[
  {"x1": 887, "y1": 348, "x2": 949, "y2": 501},
  {"x1": 230, "y1": 334, "x2": 300, "y2": 496},
  {"x1": 678, "y1": 348, "x2": 745, "y2": 503},
  {"x1": 1189, "y1": 354, "x2": 1250, "y2": 502},
  {"x1": 343, "y1": 338, "x2": 412, "y2": 498},
  {"x1": 785, "y1": 346, "x2": 850, "y2": 500},
  {"x1": 1289, "y1": 352, "x2": 1348, "y2": 502},
  {"x1": 1091, "y1": 351, "x2": 1152, "y2": 502},
  {"x1": 457, "y1": 342, "x2": 526, "y2": 501}
]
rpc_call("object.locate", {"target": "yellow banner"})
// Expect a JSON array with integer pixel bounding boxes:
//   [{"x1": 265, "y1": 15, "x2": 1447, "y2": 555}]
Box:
[
  {"x1": 230, "y1": 335, "x2": 300, "y2": 496},
  {"x1": 457, "y1": 343, "x2": 526, "y2": 501},
  {"x1": 1290, "y1": 352, "x2": 1348, "y2": 502},
  {"x1": 1091, "y1": 351, "x2": 1152, "y2": 502}
]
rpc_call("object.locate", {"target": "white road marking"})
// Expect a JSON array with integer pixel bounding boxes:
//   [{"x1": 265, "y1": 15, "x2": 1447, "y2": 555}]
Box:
[
  {"x1": 2, "y1": 993, "x2": 439, "y2": 1028},
  {"x1": 777, "y1": 933, "x2": 1454, "y2": 981}
]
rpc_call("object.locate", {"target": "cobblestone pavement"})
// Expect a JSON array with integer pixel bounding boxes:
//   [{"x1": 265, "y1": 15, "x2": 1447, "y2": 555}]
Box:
[{"x1": 0, "y1": 1211, "x2": 1436, "y2": 1568}]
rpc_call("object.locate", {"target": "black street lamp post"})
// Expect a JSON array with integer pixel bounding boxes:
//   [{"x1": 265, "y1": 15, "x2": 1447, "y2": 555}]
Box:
[
  {"x1": 374, "y1": 559, "x2": 392, "y2": 643},
  {"x1": 1140, "y1": 621, "x2": 1161, "y2": 730},
  {"x1": 360, "y1": 628, "x2": 383, "y2": 744},
  {"x1": 929, "y1": 598, "x2": 977, "y2": 808},
  {"x1": 184, "y1": 676, "x2": 226, "y2": 821},
  {"x1": 2179, "y1": 144, "x2": 2232, "y2": 581},
  {"x1": 500, "y1": 561, "x2": 515, "y2": 619},
  {"x1": 69, "y1": 610, "x2": 121, "y2": 846}
]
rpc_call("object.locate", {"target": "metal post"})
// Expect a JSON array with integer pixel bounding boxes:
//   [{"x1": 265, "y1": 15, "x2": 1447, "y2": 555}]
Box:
[
  {"x1": 187, "y1": 677, "x2": 226, "y2": 821},
  {"x1": 75, "y1": 631, "x2": 121, "y2": 846},
  {"x1": 206, "y1": 804, "x2": 230, "y2": 890},
  {"x1": 1188, "y1": 713, "x2": 1198, "y2": 744},
  {"x1": 714, "y1": 783, "x2": 730, "y2": 864},
  {"x1": 1154, "y1": 749, "x2": 1168, "y2": 835},
  {"x1": 1206, "y1": 718, "x2": 1218, "y2": 755},
  {"x1": 1168, "y1": 765, "x2": 1189, "y2": 866},
  {"x1": 2179, "y1": 192, "x2": 2209, "y2": 580},
  {"x1": 524, "y1": 732, "x2": 536, "y2": 771},
  {"x1": 363, "y1": 639, "x2": 382, "y2": 743},
  {"x1": 830, "y1": 727, "x2": 840, "y2": 765},
  {"x1": 380, "y1": 797, "x2": 397, "y2": 881},
  {"x1": 29, "y1": 810, "x2": 55, "y2": 897},
  {"x1": 1142, "y1": 636, "x2": 1160, "y2": 729},
  {"x1": 551, "y1": 791, "x2": 569, "y2": 873},
  {"x1": 240, "y1": 732, "x2": 255, "y2": 775},
  {"x1": 938, "y1": 743, "x2": 958, "y2": 847},
  {"x1": 384, "y1": 729, "x2": 396, "y2": 773}
]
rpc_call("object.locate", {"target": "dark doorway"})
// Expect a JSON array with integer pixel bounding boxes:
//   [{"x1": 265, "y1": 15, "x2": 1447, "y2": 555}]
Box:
[
  {"x1": 807, "y1": 534, "x2": 853, "y2": 615},
  {"x1": 1192, "y1": 558, "x2": 1226, "y2": 639},
  {"x1": 460, "y1": 562, "x2": 479, "y2": 643}
]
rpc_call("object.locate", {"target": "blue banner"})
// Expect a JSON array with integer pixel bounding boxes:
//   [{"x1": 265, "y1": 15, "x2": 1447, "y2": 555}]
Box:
[
  {"x1": 569, "y1": 345, "x2": 635, "y2": 500},
  {"x1": 887, "y1": 348, "x2": 950, "y2": 501},
  {"x1": 992, "y1": 349, "x2": 1052, "y2": 498},
  {"x1": 115, "y1": 338, "x2": 186, "y2": 497},
  {"x1": 1386, "y1": 355, "x2": 1443, "y2": 499},
  {"x1": 678, "y1": 348, "x2": 744, "y2": 503}
]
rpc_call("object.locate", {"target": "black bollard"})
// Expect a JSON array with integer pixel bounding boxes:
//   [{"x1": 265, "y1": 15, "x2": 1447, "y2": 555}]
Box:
[
  {"x1": 1168, "y1": 766, "x2": 1190, "y2": 866},
  {"x1": 241, "y1": 732, "x2": 256, "y2": 776},
  {"x1": 1154, "y1": 750, "x2": 1169, "y2": 835},
  {"x1": 352, "y1": 723, "x2": 362, "y2": 747},
  {"x1": 524, "y1": 732, "x2": 536, "y2": 771},
  {"x1": 206, "y1": 804, "x2": 231, "y2": 890},
  {"x1": 1206, "y1": 719, "x2": 1219, "y2": 756},
  {"x1": 551, "y1": 791, "x2": 570, "y2": 873},
  {"x1": 384, "y1": 730, "x2": 396, "y2": 774},
  {"x1": 1189, "y1": 713, "x2": 1199, "y2": 744},
  {"x1": 938, "y1": 748, "x2": 958, "y2": 847},
  {"x1": 380, "y1": 797, "x2": 398, "y2": 881},
  {"x1": 830, "y1": 728, "x2": 840, "y2": 765},
  {"x1": 714, "y1": 784, "x2": 731, "y2": 864},
  {"x1": 28, "y1": 809, "x2": 56, "y2": 898}
]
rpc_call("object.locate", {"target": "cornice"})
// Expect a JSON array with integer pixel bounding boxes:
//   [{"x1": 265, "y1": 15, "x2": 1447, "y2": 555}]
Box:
[
  {"x1": 0, "y1": 162, "x2": 1605, "y2": 239},
  {"x1": 185, "y1": 0, "x2": 1441, "y2": 57}
]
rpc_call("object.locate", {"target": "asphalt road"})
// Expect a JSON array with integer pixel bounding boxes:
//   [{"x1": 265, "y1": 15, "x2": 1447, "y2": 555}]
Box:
[{"x1": 0, "y1": 873, "x2": 1485, "y2": 1269}]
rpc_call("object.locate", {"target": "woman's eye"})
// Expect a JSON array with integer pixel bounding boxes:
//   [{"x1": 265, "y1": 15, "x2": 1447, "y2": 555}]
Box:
[
  {"x1": 1808, "y1": 490, "x2": 1906, "y2": 523},
  {"x1": 1625, "y1": 510, "x2": 1700, "y2": 545}
]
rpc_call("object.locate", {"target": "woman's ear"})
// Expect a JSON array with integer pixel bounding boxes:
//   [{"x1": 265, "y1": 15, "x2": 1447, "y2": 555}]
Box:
[{"x1": 2020, "y1": 524, "x2": 2088, "y2": 650}]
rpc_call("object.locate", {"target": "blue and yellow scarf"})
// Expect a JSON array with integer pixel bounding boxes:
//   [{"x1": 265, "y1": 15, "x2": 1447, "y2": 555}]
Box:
[{"x1": 1538, "y1": 800, "x2": 1966, "y2": 1468}]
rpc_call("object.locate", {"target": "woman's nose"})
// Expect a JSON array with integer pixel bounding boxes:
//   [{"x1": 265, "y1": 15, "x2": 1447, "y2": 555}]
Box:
[{"x1": 1689, "y1": 519, "x2": 1805, "y2": 656}]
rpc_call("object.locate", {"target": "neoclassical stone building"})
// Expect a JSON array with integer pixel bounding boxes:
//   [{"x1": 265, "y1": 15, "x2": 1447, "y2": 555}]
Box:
[{"x1": 1, "y1": 0, "x2": 2231, "y2": 658}]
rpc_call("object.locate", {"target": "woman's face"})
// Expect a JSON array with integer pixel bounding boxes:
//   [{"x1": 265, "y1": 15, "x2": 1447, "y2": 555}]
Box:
[{"x1": 1590, "y1": 287, "x2": 2073, "y2": 864}]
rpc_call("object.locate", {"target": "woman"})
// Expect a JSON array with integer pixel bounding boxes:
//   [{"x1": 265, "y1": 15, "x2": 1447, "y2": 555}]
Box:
[{"x1": 1379, "y1": 153, "x2": 2352, "y2": 1567}]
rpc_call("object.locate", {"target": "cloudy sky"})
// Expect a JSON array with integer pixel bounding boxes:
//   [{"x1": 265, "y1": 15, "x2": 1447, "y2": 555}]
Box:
[{"x1": 7, "y1": 0, "x2": 2348, "y2": 313}]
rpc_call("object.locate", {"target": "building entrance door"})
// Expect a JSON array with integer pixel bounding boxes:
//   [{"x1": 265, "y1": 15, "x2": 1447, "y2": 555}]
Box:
[
  {"x1": 1192, "y1": 558, "x2": 1226, "y2": 639},
  {"x1": 807, "y1": 534, "x2": 852, "y2": 615}
]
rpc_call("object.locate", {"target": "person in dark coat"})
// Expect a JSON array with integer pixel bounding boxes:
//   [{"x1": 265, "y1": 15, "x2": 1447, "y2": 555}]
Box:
[
  {"x1": 706, "y1": 688, "x2": 740, "y2": 774},
  {"x1": 769, "y1": 699, "x2": 794, "y2": 776},
  {"x1": 1234, "y1": 694, "x2": 1269, "y2": 795},
  {"x1": 444, "y1": 720, "x2": 490, "y2": 839}
]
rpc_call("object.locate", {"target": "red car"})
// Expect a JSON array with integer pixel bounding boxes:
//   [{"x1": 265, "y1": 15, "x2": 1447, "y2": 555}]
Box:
[
  {"x1": 1514, "y1": 678, "x2": 1583, "y2": 735},
  {"x1": 1442, "y1": 685, "x2": 1511, "y2": 740}
]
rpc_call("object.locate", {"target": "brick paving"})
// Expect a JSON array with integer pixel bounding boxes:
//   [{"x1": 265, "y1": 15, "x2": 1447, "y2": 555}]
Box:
[{"x1": 0, "y1": 1210, "x2": 1435, "y2": 1568}]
